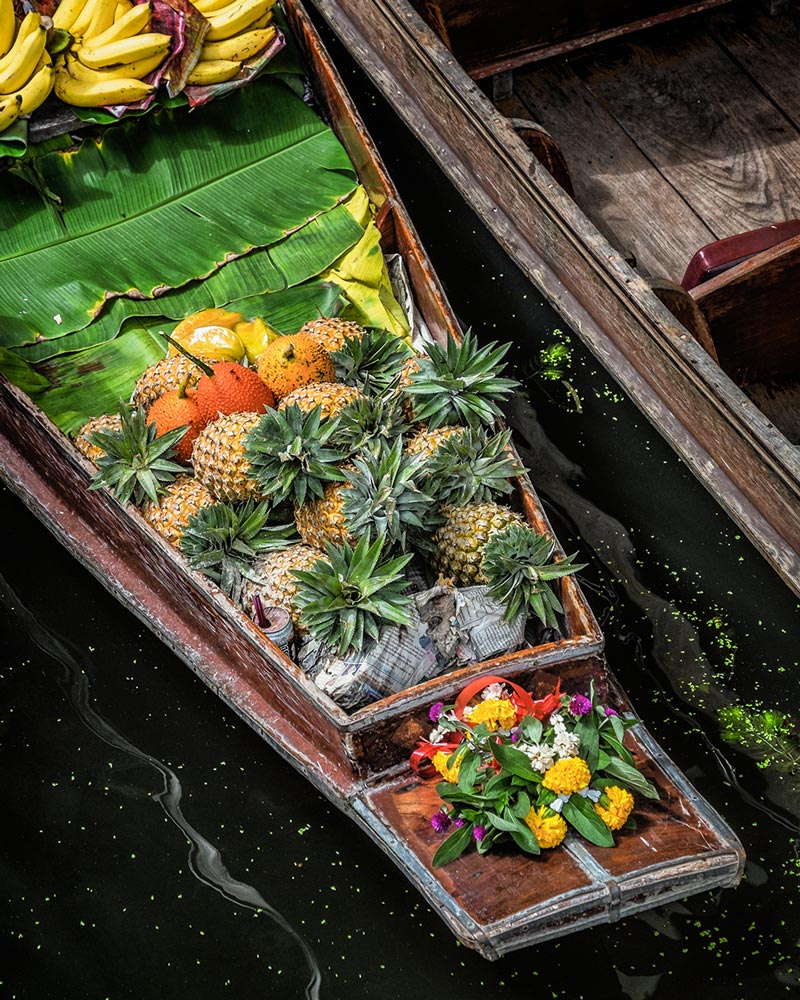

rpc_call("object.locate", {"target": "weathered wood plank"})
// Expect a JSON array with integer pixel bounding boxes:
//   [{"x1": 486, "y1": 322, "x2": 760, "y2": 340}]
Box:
[
  {"x1": 572, "y1": 23, "x2": 800, "y2": 239},
  {"x1": 508, "y1": 61, "x2": 715, "y2": 280}
]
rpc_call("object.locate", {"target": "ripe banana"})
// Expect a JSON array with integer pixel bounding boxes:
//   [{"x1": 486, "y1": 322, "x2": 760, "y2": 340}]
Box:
[
  {"x1": 87, "y1": 2, "x2": 152, "y2": 50},
  {"x1": 69, "y1": 0, "x2": 116, "y2": 40},
  {"x1": 0, "y1": 91, "x2": 21, "y2": 130},
  {"x1": 15, "y1": 56, "x2": 55, "y2": 114},
  {"x1": 52, "y1": 0, "x2": 89, "y2": 32},
  {"x1": 204, "y1": 0, "x2": 274, "y2": 42},
  {"x1": 54, "y1": 60, "x2": 154, "y2": 104},
  {"x1": 66, "y1": 47, "x2": 165, "y2": 81},
  {"x1": 77, "y1": 30, "x2": 170, "y2": 69},
  {"x1": 115, "y1": 0, "x2": 134, "y2": 17},
  {"x1": 201, "y1": 24, "x2": 275, "y2": 62},
  {"x1": 0, "y1": 0, "x2": 15, "y2": 60},
  {"x1": 186, "y1": 57, "x2": 241, "y2": 85},
  {"x1": 0, "y1": 22, "x2": 46, "y2": 94},
  {"x1": 84, "y1": 0, "x2": 119, "y2": 43},
  {"x1": 193, "y1": 0, "x2": 235, "y2": 14}
]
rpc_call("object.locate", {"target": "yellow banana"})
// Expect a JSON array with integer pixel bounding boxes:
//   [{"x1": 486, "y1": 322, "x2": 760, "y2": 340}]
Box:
[
  {"x1": 193, "y1": 0, "x2": 234, "y2": 14},
  {"x1": 15, "y1": 57, "x2": 55, "y2": 113},
  {"x1": 0, "y1": 24, "x2": 46, "y2": 95},
  {"x1": 54, "y1": 63, "x2": 154, "y2": 104},
  {"x1": 0, "y1": 91, "x2": 20, "y2": 130},
  {"x1": 83, "y1": 0, "x2": 119, "y2": 42},
  {"x1": 12, "y1": 10, "x2": 43, "y2": 47},
  {"x1": 77, "y1": 30, "x2": 170, "y2": 69},
  {"x1": 69, "y1": 0, "x2": 113, "y2": 40},
  {"x1": 201, "y1": 24, "x2": 274, "y2": 62},
  {"x1": 52, "y1": 0, "x2": 89, "y2": 32},
  {"x1": 0, "y1": 0, "x2": 15, "y2": 59},
  {"x1": 85, "y1": 2, "x2": 152, "y2": 49},
  {"x1": 204, "y1": 0, "x2": 274, "y2": 42},
  {"x1": 66, "y1": 47, "x2": 164, "y2": 80},
  {"x1": 186, "y1": 57, "x2": 240, "y2": 85}
]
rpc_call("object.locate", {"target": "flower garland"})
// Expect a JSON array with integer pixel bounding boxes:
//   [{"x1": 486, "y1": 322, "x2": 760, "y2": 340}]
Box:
[{"x1": 411, "y1": 674, "x2": 659, "y2": 867}]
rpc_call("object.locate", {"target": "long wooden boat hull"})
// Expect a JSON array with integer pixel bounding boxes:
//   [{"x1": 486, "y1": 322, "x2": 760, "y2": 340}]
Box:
[
  {"x1": 0, "y1": 0, "x2": 744, "y2": 958},
  {"x1": 308, "y1": 0, "x2": 800, "y2": 600}
]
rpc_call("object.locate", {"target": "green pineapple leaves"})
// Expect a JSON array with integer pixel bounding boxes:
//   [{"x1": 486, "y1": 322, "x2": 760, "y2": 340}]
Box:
[
  {"x1": 482, "y1": 524, "x2": 587, "y2": 628},
  {"x1": 292, "y1": 533, "x2": 413, "y2": 657}
]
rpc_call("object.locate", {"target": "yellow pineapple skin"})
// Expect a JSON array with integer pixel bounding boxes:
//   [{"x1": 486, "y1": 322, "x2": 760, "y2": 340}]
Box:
[
  {"x1": 239, "y1": 543, "x2": 325, "y2": 631},
  {"x1": 299, "y1": 317, "x2": 365, "y2": 354},
  {"x1": 405, "y1": 424, "x2": 464, "y2": 461},
  {"x1": 278, "y1": 381, "x2": 363, "y2": 420},
  {"x1": 74, "y1": 413, "x2": 123, "y2": 463},
  {"x1": 192, "y1": 411, "x2": 264, "y2": 503},
  {"x1": 294, "y1": 475, "x2": 353, "y2": 551},
  {"x1": 132, "y1": 355, "x2": 203, "y2": 410},
  {"x1": 432, "y1": 501, "x2": 524, "y2": 585},
  {"x1": 141, "y1": 475, "x2": 215, "y2": 547}
]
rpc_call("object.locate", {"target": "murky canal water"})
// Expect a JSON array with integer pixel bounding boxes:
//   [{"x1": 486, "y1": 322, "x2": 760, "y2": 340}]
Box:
[{"x1": 3, "y1": 18, "x2": 800, "y2": 999}]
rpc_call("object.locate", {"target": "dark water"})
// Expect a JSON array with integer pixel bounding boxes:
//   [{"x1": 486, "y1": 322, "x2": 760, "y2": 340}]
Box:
[{"x1": 3, "y1": 21, "x2": 800, "y2": 1000}]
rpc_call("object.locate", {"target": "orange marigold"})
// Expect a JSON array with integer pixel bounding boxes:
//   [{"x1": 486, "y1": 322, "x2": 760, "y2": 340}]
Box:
[
  {"x1": 467, "y1": 697, "x2": 517, "y2": 732},
  {"x1": 594, "y1": 785, "x2": 634, "y2": 831},
  {"x1": 432, "y1": 750, "x2": 462, "y2": 783},
  {"x1": 541, "y1": 757, "x2": 591, "y2": 795},
  {"x1": 524, "y1": 805, "x2": 567, "y2": 849}
]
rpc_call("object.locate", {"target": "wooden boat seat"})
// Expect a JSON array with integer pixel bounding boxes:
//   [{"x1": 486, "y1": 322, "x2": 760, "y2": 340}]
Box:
[{"x1": 682, "y1": 219, "x2": 800, "y2": 291}]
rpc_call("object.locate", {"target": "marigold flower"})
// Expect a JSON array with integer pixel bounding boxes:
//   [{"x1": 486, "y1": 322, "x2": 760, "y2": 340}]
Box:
[
  {"x1": 594, "y1": 785, "x2": 634, "y2": 831},
  {"x1": 432, "y1": 750, "x2": 462, "y2": 783},
  {"x1": 467, "y1": 697, "x2": 517, "y2": 731},
  {"x1": 542, "y1": 756, "x2": 591, "y2": 795},
  {"x1": 524, "y1": 805, "x2": 567, "y2": 849}
]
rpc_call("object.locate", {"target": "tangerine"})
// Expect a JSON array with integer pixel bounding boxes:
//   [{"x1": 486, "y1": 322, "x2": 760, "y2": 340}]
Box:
[{"x1": 256, "y1": 332, "x2": 336, "y2": 402}]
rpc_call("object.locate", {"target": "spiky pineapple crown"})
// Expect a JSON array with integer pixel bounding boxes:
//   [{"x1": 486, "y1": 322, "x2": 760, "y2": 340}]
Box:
[
  {"x1": 420, "y1": 427, "x2": 525, "y2": 507},
  {"x1": 330, "y1": 392, "x2": 410, "y2": 460},
  {"x1": 244, "y1": 403, "x2": 348, "y2": 506},
  {"x1": 332, "y1": 327, "x2": 415, "y2": 395},
  {"x1": 341, "y1": 438, "x2": 440, "y2": 551},
  {"x1": 88, "y1": 402, "x2": 186, "y2": 506},
  {"x1": 292, "y1": 533, "x2": 413, "y2": 656},
  {"x1": 179, "y1": 499, "x2": 298, "y2": 601},
  {"x1": 402, "y1": 329, "x2": 519, "y2": 429},
  {"x1": 481, "y1": 524, "x2": 586, "y2": 627}
]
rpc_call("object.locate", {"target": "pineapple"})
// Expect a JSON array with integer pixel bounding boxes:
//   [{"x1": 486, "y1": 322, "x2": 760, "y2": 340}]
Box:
[
  {"x1": 482, "y1": 524, "x2": 586, "y2": 628},
  {"x1": 192, "y1": 411, "x2": 265, "y2": 503},
  {"x1": 292, "y1": 534, "x2": 413, "y2": 656},
  {"x1": 330, "y1": 392, "x2": 408, "y2": 459},
  {"x1": 431, "y1": 500, "x2": 524, "y2": 585},
  {"x1": 294, "y1": 474, "x2": 353, "y2": 550},
  {"x1": 405, "y1": 424, "x2": 464, "y2": 462},
  {"x1": 240, "y1": 543, "x2": 326, "y2": 631},
  {"x1": 244, "y1": 403, "x2": 348, "y2": 506},
  {"x1": 277, "y1": 381, "x2": 363, "y2": 420},
  {"x1": 131, "y1": 354, "x2": 203, "y2": 410},
  {"x1": 75, "y1": 412, "x2": 123, "y2": 463},
  {"x1": 299, "y1": 316, "x2": 366, "y2": 353},
  {"x1": 88, "y1": 403, "x2": 185, "y2": 506},
  {"x1": 419, "y1": 427, "x2": 524, "y2": 508},
  {"x1": 178, "y1": 500, "x2": 297, "y2": 601},
  {"x1": 141, "y1": 475, "x2": 215, "y2": 546},
  {"x1": 401, "y1": 329, "x2": 518, "y2": 428},
  {"x1": 332, "y1": 327, "x2": 414, "y2": 395}
]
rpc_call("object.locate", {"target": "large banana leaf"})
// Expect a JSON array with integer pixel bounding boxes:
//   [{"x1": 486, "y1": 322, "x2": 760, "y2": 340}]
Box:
[{"x1": 0, "y1": 76, "x2": 357, "y2": 348}]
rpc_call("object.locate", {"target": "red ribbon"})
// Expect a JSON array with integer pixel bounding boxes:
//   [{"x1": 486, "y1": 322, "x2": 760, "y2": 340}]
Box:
[{"x1": 410, "y1": 738, "x2": 462, "y2": 778}]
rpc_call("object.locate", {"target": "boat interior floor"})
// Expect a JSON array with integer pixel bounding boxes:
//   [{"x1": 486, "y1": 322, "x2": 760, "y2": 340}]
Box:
[{"x1": 493, "y1": 0, "x2": 800, "y2": 442}]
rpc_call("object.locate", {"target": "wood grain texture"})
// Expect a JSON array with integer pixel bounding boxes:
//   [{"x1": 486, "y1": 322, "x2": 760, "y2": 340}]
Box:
[
  {"x1": 572, "y1": 22, "x2": 800, "y2": 240},
  {"x1": 509, "y1": 61, "x2": 715, "y2": 279}
]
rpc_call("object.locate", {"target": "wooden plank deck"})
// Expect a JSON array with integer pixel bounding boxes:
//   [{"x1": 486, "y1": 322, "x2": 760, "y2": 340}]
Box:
[{"x1": 507, "y1": 3, "x2": 800, "y2": 283}]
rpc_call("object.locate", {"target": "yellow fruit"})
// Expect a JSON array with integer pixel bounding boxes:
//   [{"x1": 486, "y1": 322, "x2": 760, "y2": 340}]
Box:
[
  {"x1": 256, "y1": 332, "x2": 336, "y2": 402},
  {"x1": 192, "y1": 410, "x2": 264, "y2": 502},
  {"x1": 74, "y1": 412, "x2": 123, "y2": 462},
  {"x1": 141, "y1": 474, "x2": 215, "y2": 546},
  {"x1": 239, "y1": 544, "x2": 324, "y2": 631},
  {"x1": 277, "y1": 381, "x2": 362, "y2": 420}
]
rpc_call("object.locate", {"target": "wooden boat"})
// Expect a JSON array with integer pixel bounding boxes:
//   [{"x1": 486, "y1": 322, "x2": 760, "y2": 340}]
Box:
[
  {"x1": 0, "y1": 0, "x2": 744, "y2": 959},
  {"x1": 307, "y1": 0, "x2": 800, "y2": 600}
]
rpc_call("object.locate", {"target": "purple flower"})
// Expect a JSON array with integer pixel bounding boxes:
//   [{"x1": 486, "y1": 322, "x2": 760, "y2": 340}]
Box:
[
  {"x1": 604, "y1": 706, "x2": 619, "y2": 718},
  {"x1": 510, "y1": 728, "x2": 520, "y2": 742},
  {"x1": 569, "y1": 694, "x2": 592, "y2": 717},
  {"x1": 429, "y1": 701, "x2": 444, "y2": 723},
  {"x1": 452, "y1": 817, "x2": 465, "y2": 828},
  {"x1": 430, "y1": 810, "x2": 451, "y2": 833},
  {"x1": 473, "y1": 824, "x2": 487, "y2": 843}
]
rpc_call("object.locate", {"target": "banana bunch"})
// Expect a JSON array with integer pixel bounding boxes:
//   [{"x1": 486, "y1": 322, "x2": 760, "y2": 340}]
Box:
[
  {"x1": 0, "y1": 4, "x2": 55, "y2": 133},
  {"x1": 52, "y1": 0, "x2": 172, "y2": 107},
  {"x1": 186, "y1": 0, "x2": 276, "y2": 86}
]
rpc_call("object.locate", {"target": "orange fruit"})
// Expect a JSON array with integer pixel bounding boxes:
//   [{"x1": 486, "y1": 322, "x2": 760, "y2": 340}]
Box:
[
  {"x1": 194, "y1": 361, "x2": 275, "y2": 425},
  {"x1": 256, "y1": 332, "x2": 336, "y2": 401},
  {"x1": 146, "y1": 389, "x2": 203, "y2": 464}
]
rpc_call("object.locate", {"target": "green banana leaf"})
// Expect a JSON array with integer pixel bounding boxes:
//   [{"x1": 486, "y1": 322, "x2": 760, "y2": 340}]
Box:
[{"x1": 0, "y1": 76, "x2": 358, "y2": 348}]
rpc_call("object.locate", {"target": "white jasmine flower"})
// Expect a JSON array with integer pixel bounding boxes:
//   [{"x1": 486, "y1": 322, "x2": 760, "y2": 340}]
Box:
[
  {"x1": 521, "y1": 743, "x2": 556, "y2": 773},
  {"x1": 481, "y1": 683, "x2": 505, "y2": 701}
]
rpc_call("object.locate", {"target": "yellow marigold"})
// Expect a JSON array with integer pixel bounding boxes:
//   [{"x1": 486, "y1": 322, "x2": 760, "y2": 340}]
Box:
[
  {"x1": 541, "y1": 757, "x2": 591, "y2": 795},
  {"x1": 468, "y1": 697, "x2": 517, "y2": 731},
  {"x1": 594, "y1": 785, "x2": 635, "y2": 831},
  {"x1": 524, "y1": 805, "x2": 567, "y2": 849},
  {"x1": 432, "y1": 750, "x2": 462, "y2": 783}
]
